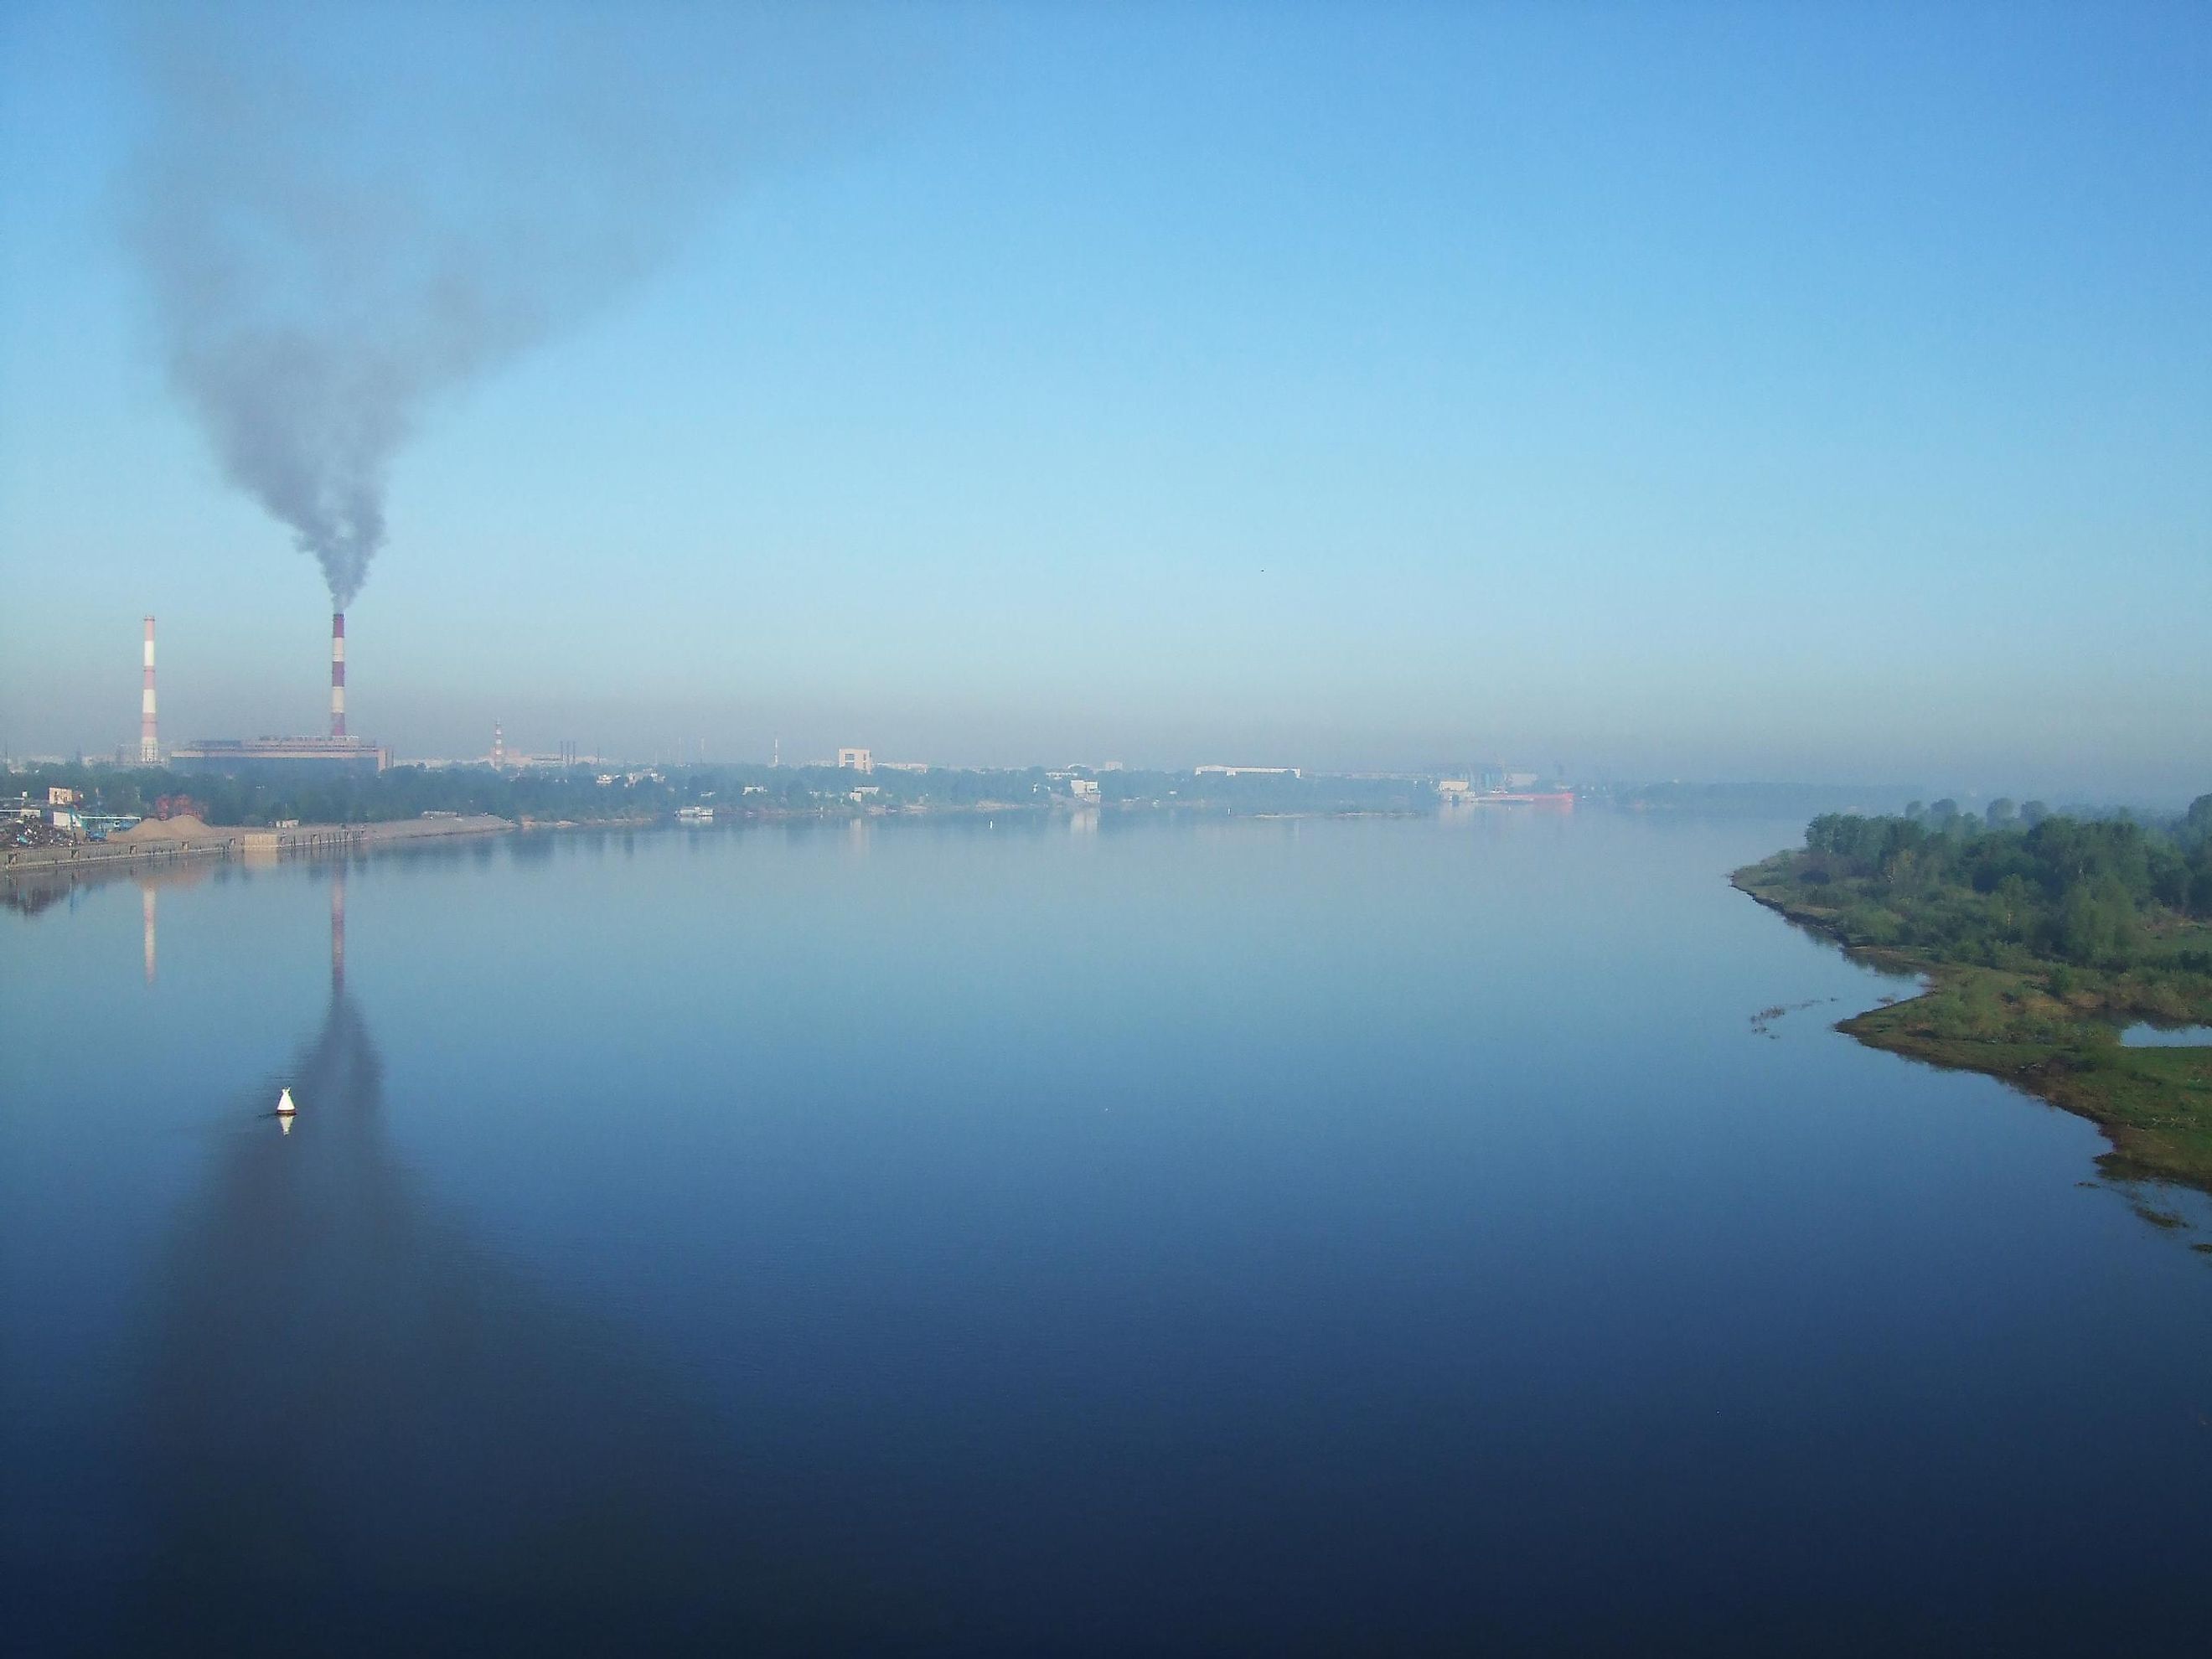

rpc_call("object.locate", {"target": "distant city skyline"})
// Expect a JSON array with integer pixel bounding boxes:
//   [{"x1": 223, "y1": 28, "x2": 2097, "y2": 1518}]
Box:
[{"x1": 2, "y1": 2, "x2": 2208, "y2": 801}]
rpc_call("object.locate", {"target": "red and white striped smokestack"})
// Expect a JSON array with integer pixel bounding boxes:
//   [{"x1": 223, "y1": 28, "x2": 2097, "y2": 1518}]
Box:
[
  {"x1": 140, "y1": 616, "x2": 159, "y2": 763},
  {"x1": 330, "y1": 612, "x2": 347, "y2": 739}
]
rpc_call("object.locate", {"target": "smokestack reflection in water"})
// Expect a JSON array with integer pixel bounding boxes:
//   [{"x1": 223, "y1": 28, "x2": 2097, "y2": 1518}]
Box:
[{"x1": 116, "y1": 861, "x2": 919, "y2": 1649}]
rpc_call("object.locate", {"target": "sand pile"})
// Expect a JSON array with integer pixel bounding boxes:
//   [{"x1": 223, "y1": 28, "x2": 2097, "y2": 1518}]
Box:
[{"x1": 114, "y1": 814, "x2": 230, "y2": 844}]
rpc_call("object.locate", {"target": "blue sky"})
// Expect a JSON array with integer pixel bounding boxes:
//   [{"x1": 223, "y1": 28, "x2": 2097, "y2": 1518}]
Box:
[{"x1": 2, "y1": 1, "x2": 2207, "y2": 798}]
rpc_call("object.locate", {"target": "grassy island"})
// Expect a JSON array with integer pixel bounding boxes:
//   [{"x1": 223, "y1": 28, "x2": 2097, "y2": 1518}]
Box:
[{"x1": 1734, "y1": 796, "x2": 2212, "y2": 1191}]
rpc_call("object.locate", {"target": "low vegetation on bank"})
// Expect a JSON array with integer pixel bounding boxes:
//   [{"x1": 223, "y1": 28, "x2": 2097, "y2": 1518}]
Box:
[{"x1": 1734, "y1": 797, "x2": 2212, "y2": 1190}]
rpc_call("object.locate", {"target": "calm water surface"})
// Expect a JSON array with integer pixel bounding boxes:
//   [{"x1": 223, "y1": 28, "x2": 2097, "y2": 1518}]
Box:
[
  {"x1": 2122, "y1": 1023, "x2": 2212, "y2": 1048},
  {"x1": 4, "y1": 814, "x2": 2209, "y2": 1654}
]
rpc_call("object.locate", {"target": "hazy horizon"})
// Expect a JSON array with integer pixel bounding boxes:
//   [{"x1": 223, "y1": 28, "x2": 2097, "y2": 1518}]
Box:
[{"x1": 3, "y1": 2, "x2": 2206, "y2": 799}]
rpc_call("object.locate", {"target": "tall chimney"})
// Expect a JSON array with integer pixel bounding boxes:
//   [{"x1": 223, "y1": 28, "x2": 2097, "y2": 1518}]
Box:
[
  {"x1": 494, "y1": 721, "x2": 504, "y2": 770},
  {"x1": 140, "y1": 616, "x2": 159, "y2": 763},
  {"x1": 329, "y1": 612, "x2": 347, "y2": 739}
]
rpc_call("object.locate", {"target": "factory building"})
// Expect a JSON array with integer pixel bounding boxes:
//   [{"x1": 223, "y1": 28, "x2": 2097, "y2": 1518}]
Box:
[{"x1": 169, "y1": 736, "x2": 392, "y2": 777}]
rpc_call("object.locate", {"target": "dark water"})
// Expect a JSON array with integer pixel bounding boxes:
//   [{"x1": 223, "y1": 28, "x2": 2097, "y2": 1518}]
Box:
[{"x1": 4, "y1": 814, "x2": 2209, "y2": 1654}]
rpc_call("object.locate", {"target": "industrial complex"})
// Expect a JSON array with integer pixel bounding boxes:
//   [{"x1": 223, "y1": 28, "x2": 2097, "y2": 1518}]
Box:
[{"x1": 161, "y1": 611, "x2": 392, "y2": 776}]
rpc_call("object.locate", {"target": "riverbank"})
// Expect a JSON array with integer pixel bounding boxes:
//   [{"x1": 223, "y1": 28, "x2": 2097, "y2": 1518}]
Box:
[
  {"x1": 2, "y1": 812, "x2": 514, "y2": 880},
  {"x1": 1733, "y1": 856, "x2": 2212, "y2": 1193}
]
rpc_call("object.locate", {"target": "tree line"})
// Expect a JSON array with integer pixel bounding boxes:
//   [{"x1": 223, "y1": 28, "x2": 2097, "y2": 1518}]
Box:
[
  {"x1": 6, "y1": 758, "x2": 1435, "y2": 829},
  {"x1": 1794, "y1": 795, "x2": 2212, "y2": 969}
]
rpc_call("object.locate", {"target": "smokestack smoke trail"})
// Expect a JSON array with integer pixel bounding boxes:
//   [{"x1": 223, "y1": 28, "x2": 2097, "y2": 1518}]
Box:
[
  {"x1": 330, "y1": 612, "x2": 346, "y2": 740},
  {"x1": 121, "y1": 4, "x2": 866, "y2": 608},
  {"x1": 141, "y1": 615, "x2": 158, "y2": 763}
]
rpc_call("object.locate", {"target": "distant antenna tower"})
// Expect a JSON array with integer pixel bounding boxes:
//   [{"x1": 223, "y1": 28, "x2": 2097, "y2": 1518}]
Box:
[
  {"x1": 773, "y1": 736, "x2": 780, "y2": 768},
  {"x1": 493, "y1": 721, "x2": 504, "y2": 769}
]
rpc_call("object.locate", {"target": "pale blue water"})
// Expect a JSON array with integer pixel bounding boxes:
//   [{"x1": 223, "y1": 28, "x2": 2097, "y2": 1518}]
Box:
[
  {"x1": 2122, "y1": 1023, "x2": 2212, "y2": 1047},
  {"x1": 4, "y1": 814, "x2": 2209, "y2": 1654}
]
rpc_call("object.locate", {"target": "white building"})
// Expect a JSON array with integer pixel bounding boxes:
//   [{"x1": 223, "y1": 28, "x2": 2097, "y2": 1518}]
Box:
[{"x1": 836, "y1": 747, "x2": 874, "y2": 774}]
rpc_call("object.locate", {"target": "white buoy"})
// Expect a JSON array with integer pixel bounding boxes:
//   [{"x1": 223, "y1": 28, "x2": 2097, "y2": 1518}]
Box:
[{"x1": 276, "y1": 1087, "x2": 296, "y2": 1121}]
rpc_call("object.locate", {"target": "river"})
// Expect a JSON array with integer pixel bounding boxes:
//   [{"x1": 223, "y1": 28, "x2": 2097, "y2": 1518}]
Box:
[{"x1": 4, "y1": 812, "x2": 2208, "y2": 1653}]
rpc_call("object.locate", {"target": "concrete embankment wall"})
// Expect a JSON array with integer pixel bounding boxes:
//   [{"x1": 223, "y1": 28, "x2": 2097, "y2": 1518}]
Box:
[{"x1": 3, "y1": 814, "x2": 514, "y2": 880}]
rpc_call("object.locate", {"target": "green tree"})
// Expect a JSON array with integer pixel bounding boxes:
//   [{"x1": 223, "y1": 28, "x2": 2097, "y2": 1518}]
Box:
[{"x1": 2051, "y1": 876, "x2": 2137, "y2": 964}]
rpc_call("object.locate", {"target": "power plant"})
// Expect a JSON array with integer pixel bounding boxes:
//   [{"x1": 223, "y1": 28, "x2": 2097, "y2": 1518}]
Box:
[{"x1": 167, "y1": 612, "x2": 391, "y2": 777}]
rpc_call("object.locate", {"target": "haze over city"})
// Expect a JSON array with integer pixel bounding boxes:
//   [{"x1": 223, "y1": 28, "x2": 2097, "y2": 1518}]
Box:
[{"x1": 2, "y1": 1, "x2": 2207, "y2": 799}]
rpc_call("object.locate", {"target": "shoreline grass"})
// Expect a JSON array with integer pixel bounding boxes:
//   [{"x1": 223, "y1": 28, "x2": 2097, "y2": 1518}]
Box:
[{"x1": 1733, "y1": 858, "x2": 2212, "y2": 1193}]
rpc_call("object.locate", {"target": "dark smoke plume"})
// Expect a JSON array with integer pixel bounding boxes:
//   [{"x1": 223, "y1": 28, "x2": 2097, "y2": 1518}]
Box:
[{"x1": 125, "y1": 3, "x2": 876, "y2": 606}]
